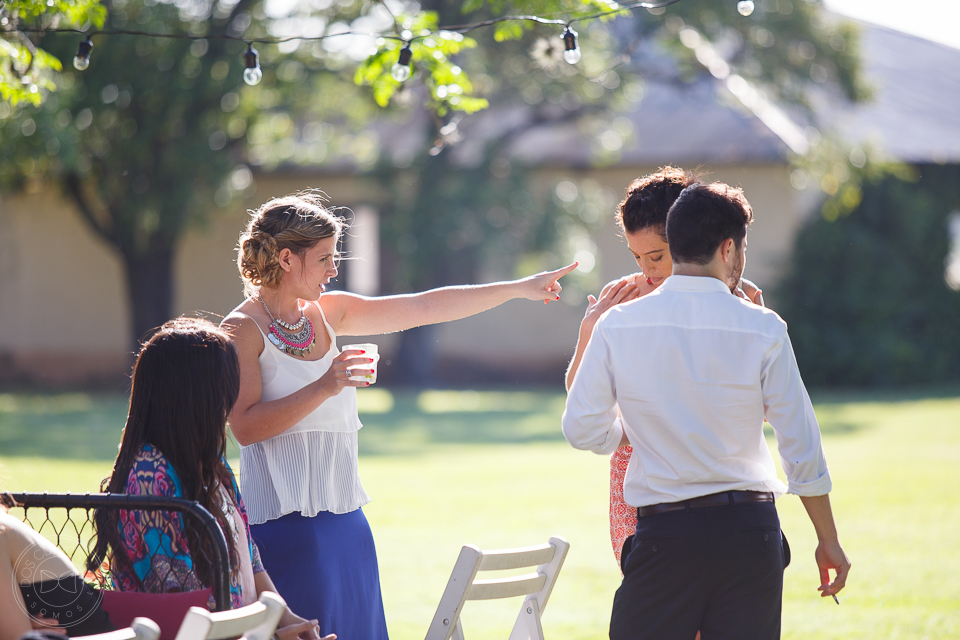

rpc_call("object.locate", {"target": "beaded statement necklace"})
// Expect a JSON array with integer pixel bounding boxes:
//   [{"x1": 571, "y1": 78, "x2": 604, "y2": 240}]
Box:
[{"x1": 258, "y1": 296, "x2": 316, "y2": 357}]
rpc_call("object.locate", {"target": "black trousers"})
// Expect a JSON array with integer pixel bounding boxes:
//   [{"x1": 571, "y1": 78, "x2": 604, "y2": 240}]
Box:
[{"x1": 610, "y1": 502, "x2": 785, "y2": 640}]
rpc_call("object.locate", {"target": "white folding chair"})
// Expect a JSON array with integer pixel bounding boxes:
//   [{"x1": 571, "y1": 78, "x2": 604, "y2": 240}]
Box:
[
  {"x1": 425, "y1": 535, "x2": 570, "y2": 640},
  {"x1": 76, "y1": 618, "x2": 161, "y2": 640},
  {"x1": 173, "y1": 591, "x2": 286, "y2": 640}
]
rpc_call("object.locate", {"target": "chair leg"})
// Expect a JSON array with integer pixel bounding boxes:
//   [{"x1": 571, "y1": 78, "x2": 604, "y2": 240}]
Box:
[
  {"x1": 451, "y1": 619, "x2": 465, "y2": 640},
  {"x1": 508, "y1": 598, "x2": 544, "y2": 640}
]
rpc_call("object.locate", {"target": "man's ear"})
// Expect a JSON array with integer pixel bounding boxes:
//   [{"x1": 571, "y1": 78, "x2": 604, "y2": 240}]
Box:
[{"x1": 718, "y1": 238, "x2": 736, "y2": 264}]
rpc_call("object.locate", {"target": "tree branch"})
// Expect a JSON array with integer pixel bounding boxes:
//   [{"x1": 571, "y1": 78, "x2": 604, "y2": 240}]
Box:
[{"x1": 62, "y1": 173, "x2": 118, "y2": 247}]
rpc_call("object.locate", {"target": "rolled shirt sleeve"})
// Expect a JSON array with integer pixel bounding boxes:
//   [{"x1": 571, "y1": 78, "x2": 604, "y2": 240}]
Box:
[
  {"x1": 761, "y1": 333, "x2": 832, "y2": 496},
  {"x1": 562, "y1": 323, "x2": 624, "y2": 455}
]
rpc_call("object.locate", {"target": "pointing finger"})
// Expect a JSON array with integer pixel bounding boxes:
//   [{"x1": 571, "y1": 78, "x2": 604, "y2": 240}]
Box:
[{"x1": 547, "y1": 262, "x2": 579, "y2": 278}]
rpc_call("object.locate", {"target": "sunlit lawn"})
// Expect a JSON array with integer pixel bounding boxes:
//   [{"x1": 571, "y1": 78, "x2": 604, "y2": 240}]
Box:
[{"x1": 1, "y1": 388, "x2": 958, "y2": 639}]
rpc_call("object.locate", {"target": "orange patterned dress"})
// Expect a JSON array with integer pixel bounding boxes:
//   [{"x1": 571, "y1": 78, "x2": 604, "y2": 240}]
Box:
[{"x1": 609, "y1": 444, "x2": 637, "y2": 570}]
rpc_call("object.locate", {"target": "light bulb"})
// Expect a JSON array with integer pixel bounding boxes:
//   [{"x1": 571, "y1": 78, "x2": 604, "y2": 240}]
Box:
[
  {"x1": 737, "y1": 1, "x2": 755, "y2": 16},
  {"x1": 561, "y1": 27, "x2": 581, "y2": 65},
  {"x1": 243, "y1": 67, "x2": 262, "y2": 85},
  {"x1": 391, "y1": 43, "x2": 413, "y2": 82},
  {"x1": 73, "y1": 38, "x2": 93, "y2": 71},
  {"x1": 563, "y1": 47, "x2": 582, "y2": 64},
  {"x1": 391, "y1": 63, "x2": 411, "y2": 82},
  {"x1": 243, "y1": 44, "x2": 262, "y2": 86}
]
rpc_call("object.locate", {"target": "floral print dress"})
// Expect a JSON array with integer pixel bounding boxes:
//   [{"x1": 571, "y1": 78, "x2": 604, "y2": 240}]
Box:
[
  {"x1": 112, "y1": 442, "x2": 265, "y2": 609},
  {"x1": 610, "y1": 445, "x2": 637, "y2": 571}
]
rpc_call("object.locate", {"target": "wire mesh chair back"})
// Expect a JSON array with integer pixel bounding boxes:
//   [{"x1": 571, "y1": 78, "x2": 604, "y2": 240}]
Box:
[{"x1": 1, "y1": 492, "x2": 232, "y2": 612}]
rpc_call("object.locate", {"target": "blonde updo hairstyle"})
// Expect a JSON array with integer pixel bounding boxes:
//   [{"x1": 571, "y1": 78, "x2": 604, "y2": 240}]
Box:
[{"x1": 238, "y1": 190, "x2": 345, "y2": 296}]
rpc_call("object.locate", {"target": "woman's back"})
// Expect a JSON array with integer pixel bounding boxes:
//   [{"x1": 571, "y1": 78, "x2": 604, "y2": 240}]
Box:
[{"x1": 112, "y1": 442, "x2": 264, "y2": 609}]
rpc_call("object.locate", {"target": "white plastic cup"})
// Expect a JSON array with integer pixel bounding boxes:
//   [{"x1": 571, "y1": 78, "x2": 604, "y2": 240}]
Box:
[{"x1": 341, "y1": 343, "x2": 379, "y2": 384}]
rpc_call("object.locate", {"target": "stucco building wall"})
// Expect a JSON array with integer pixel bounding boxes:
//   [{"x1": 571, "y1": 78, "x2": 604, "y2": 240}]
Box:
[{"x1": 0, "y1": 163, "x2": 802, "y2": 386}]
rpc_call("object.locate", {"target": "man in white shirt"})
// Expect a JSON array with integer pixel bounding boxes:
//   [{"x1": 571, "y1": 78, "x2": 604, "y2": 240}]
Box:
[{"x1": 562, "y1": 182, "x2": 850, "y2": 639}]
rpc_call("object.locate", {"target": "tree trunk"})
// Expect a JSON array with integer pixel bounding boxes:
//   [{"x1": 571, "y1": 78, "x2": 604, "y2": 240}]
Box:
[{"x1": 122, "y1": 245, "x2": 175, "y2": 353}]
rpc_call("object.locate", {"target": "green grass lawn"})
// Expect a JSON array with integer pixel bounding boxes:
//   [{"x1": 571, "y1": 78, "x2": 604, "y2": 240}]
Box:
[{"x1": 1, "y1": 388, "x2": 958, "y2": 639}]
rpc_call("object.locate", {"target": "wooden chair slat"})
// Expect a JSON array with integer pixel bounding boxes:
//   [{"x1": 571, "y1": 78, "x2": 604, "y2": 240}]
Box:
[
  {"x1": 467, "y1": 574, "x2": 547, "y2": 600},
  {"x1": 477, "y1": 545, "x2": 554, "y2": 571},
  {"x1": 424, "y1": 536, "x2": 569, "y2": 640},
  {"x1": 76, "y1": 617, "x2": 160, "y2": 640},
  {"x1": 174, "y1": 592, "x2": 285, "y2": 640}
]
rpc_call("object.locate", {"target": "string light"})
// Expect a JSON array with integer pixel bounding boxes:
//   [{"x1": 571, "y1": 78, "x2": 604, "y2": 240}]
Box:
[
  {"x1": 243, "y1": 44, "x2": 262, "y2": 86},
  {"x1": 73, "y1": 37, "x2": 93, "y2": 70},
  {"x1": 391, "y1": 43, "x2": 413, "y2": 82},
  {"x1": 12, "y1": 0, "x2": 766, "y2": 90},
  {"x1": 561, "y1": 26, "x2": 581, "y2": 64}
]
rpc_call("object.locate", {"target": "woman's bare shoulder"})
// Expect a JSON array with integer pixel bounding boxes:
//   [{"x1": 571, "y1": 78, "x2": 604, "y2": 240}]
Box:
[
  {"x1": 312, "y1": 292, "x2": 358, "y2": 331},
  {"x1": 221, "y1": 302, "x2": 266, "y2": 352}
]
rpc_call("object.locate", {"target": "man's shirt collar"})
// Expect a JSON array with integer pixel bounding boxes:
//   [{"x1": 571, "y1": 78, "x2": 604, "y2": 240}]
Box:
[{"x1": 658, "y1": 274, "x2": 732, "y2": 293}]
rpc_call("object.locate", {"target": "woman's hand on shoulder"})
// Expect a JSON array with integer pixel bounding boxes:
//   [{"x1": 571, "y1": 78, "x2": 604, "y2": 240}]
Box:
[
  {"x1": 582, "y1": 277, "x2": 640, "y2": 329},
  {"x1": 738, "y1": 278, "x2": 765, "y2": 307},
  {"x1": 515, "y1": 262, "x2": 578, "y2": 304}
]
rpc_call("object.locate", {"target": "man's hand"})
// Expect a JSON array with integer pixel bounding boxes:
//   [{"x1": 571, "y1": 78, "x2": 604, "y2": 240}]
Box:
[
  {"x1": 799, "y1": 494, "x2": 850, "y2": 599},
  {"x1": 815, "y1": 539, "x2": 851, "y2": 598}
]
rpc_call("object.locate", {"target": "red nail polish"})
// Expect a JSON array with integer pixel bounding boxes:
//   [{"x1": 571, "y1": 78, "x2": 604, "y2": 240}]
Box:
[
  {"x1": 366, "y1": 382, "x2": 371, "y2": 386},
  {"x1": 646, "y1": 278, "x2": 653, "y2": 285}
]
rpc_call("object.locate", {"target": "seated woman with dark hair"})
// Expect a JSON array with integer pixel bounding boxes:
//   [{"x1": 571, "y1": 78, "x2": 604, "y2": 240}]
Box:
[{"x1": 87, "y1": 318, "x2": 329, "y2": 640}]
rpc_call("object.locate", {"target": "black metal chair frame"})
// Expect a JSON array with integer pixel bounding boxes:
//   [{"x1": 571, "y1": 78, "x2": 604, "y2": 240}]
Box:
[{"x1": 1, "y1": 492, "x2": 232, "y2": 612}]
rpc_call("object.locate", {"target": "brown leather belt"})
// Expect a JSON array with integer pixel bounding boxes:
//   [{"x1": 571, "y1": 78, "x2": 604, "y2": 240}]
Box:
[{"x1": 637, "y1": 491, "x2": 775, "y2": 518}]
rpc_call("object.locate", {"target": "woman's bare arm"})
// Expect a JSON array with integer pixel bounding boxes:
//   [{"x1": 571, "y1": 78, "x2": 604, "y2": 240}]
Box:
[
  {"x1": 221, "y1": 315, "x2": 372, "y2": 446},
  {"x1": 0, "y1": 530, "x2": 33, "y2": 640},
  {"x1": 566, "y1": 276, "x2": 649, "y2": 390},
  {"x1": 322, "y1": 264, "x2": 577, "y2": 337}
]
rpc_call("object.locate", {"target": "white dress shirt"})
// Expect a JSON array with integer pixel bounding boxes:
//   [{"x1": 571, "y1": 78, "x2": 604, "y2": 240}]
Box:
[{"x1": 562, "y1": 275, "x2": 832, "y2": 508}]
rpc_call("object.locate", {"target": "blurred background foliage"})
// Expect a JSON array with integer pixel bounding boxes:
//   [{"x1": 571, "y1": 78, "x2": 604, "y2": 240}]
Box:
[
  {"x1": 8, "y1": 0, "x2": 952, "y2": 389},
  {"x1": 0, "y1": 0, "x2": 106, "y2": 106},
  {"x1": 776, "y1": 163, "x2": 960, "y2": 387}
]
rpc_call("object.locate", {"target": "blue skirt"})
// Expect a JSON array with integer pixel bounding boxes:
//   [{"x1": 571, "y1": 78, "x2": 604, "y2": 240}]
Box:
[{"x1": 250, "y1": 508, "x2": 389, "y2": 640}]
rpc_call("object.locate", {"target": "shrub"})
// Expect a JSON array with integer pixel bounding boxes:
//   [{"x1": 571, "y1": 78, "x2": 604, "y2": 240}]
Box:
[{"x1": 776, "y1": 163, "x2": 960, "y2": 387}]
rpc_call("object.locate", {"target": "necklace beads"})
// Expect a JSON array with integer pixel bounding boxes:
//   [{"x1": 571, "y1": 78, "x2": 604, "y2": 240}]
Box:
[{"x1": 258, "y1": 296, "x2": 316, "y2": 357}]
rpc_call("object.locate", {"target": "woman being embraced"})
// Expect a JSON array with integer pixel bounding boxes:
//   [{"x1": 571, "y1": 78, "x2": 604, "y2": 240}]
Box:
[
  {"x1": 87, "y1": 318, "x2": 325, "y2": 640},
  {"x1": 223, "y1": 191, "x2": 575, "y2": 640},
  {"x1": 565, "y1": 167, "x2": 764, "y2": 570}
]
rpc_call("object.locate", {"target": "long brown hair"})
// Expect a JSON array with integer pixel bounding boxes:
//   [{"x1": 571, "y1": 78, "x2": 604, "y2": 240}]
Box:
[{"x1": 87, "y1": 318, "x2": 240, "y2": 586}]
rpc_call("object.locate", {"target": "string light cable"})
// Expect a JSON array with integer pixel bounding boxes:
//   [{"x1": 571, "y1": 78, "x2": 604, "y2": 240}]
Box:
[{"x1": 4, "y1": 0, "x2": 759, "y2": 88}]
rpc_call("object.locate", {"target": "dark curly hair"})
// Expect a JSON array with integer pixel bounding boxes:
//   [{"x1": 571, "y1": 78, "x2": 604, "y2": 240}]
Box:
[{"x1": 615, "y1": 166, "x2": 702, "y2": 239}]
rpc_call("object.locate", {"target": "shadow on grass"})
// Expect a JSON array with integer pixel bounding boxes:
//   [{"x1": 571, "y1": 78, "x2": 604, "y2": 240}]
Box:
[
  {"x1": 357, "y1": 391, "x2": 568, "y2": 456},
  {"x1": 5, "y1": 386, "x2": 953, "y2": 461},
  {"x1": 0, "y1": 394, "x2": 129, "y2": 461},
  {"x1": 0, "y1": 390, "x2": 570, "y2": 461},
  {"x1": 808, "y1": 384, "x2": 960, "y2": 406}
]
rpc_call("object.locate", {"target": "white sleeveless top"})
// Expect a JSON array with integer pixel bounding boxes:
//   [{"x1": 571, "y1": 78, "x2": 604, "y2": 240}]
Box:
[{"x1": 239, "y1": 307, "x2": 371, "y2": 525}]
